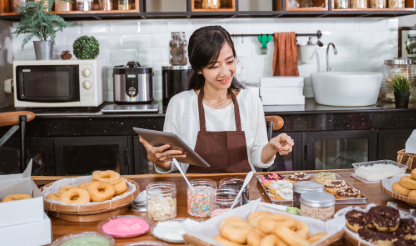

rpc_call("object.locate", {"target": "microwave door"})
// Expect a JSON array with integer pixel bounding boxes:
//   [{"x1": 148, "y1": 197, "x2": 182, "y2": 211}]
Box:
[{"x1": 16, "y1": 65, "x2": 80, "y2": 102}]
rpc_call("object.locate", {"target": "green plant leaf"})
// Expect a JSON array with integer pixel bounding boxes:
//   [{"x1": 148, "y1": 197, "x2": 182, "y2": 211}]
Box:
[{"x1": 392, "y1": 75, "x2": 411, "y2": 93}]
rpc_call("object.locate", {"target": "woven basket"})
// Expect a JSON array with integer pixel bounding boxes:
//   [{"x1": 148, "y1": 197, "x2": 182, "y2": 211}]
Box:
[
  {"x1": 380, "y1": 180, "x2": 416, "y2": 207},
  {"x1": 397, "y1": 149, "x2": 416, "y2": 171},
  {"x1": 47, "y1": 205, "x2": 129, "y2": 222}
]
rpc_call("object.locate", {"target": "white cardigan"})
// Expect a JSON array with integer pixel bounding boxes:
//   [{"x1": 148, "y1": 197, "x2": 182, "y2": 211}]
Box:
[{"x1": 155, "y1": 88, "x2": 275, "y2": 173}]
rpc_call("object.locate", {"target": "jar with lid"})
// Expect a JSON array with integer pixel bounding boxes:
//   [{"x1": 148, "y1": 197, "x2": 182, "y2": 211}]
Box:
[
  {"x1": 388, "y1": 0, "x2": 405, "y2": 8},
  {"x1": 99, "y1": 0, "x2": 113, "y2": 10},
  {"x1": 146, "y1": 182, "x2": 177, "y2": 221},
  {"x1": 55, "y1": 0, "x2": 72, "y2": 11},
  {"x1": 76, "y1": 0, "x2": 92, "y2": 11},
  {"x1": 187, "y1": 179, "x2": 217, "y2": 217},
  {"x1": 300, "y1": 192, "x2": 335, "y2": 221},
  {"x1": 210, "y1": 188, "x2": 241, "y2": 218},
  {"x1": 370, "y1": 0, "x2": 386, "y2": 8},
  {"x1": 169, "y1": 32, "x2": 188, "y2": 66},
  {"x1": 382, "y1": 58, "x2": 415, "y2": 102},
  {"x1": 334, "y1": 0, "x2": 349, "y2": 9},
  {"x1": 350, "y1": 0, "x2": 367, "y2": 8},
  {"x1": 293, "y1": 181, "x2": 324, "y2": 209},
  {"x1": 118, "y1": 0, "x2": 133, "y2": 10},
  {"x1": 202, "y1": 0, "x2": 220, "y2": 9},
  {"x1": 219, "y1": 177, "x2": 249, "y2": 205}
]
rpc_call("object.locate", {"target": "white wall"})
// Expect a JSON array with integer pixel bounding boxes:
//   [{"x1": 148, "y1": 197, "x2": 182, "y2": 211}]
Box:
[
  {"x1": 11, "y1": 17, "x2": 398, "y2": 102},
  {"x1": 0, "y1": 20, "x2": 14, "y2": 108},
  {"x1": 399, "y1": 14, "x2": 416, "y2": 26}
]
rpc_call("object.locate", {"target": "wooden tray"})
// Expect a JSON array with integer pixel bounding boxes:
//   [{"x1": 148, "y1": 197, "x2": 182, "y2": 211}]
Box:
[
  {"x1": 257, "y1": 173, "x2": 368, "y2": 205},
  {"x1": 41, "y1": 178, "x2": 140, "y2": 214},
  {"x1": 48, "y1": 205, "x2": 129, "y2": 222},
  {"x1": 380, "y1": 177, "x2": 416, "y2": 206}
]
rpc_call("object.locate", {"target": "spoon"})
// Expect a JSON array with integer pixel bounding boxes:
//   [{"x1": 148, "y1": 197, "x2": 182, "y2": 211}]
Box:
[
  {"x1": 172, "y1": 158, "x2": 194, "y2": 191},
  {"x1": 230, "y1": 171, "x2": 254, "y2": 209}
]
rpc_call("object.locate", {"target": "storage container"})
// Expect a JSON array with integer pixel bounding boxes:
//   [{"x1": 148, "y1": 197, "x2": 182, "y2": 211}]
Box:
[
  {"x1": 300, "y1": 192, "x2": 335, "y2": 221},
  {"x1": 210, "y1": 188, "x2": 241, "y2": 217},
  {"x1": 219, "y1": 177, "x2": 249, "y2": 204},
  {"x1": 99, "y1": 0, "x2": 113, "y2": 10},
  {"x1": 370, "y1": 0, "x2": 386, "y2": 8},
  {"x1": 381, "y1": 58, "x2": 415, "y2": 102},
  {"x1": 169, "y1": 32, "x2": 188, "y2": 66},
  {"x1": 352, "y1": 160, "x2": 407, "y2": 183},
  {"x1": 76, "y1": 0, "x2": 92, "y2": 11},
  {"x1": 55, "y1": 0, "x2": 72, "y2": 11},
  {"x1": 146, "y1": 182, "x2": 177, "y2": 221},
  {"x1": 388, "y1": 0, "x2": 405, "y2": 8},
  {"x1": 187, "y1": 179, "x2": 217, "y2": 217},
  {"x1": 202, "y1": 0, "x2": 220, "y2": 9},
  {"x1": 334, "y1": 0, "x2": 349, "y2": 8},
  {"x1": 293, "y1": 181, "x2": 324, "y2": 208},
  {"x1": 350, "y1": 0, "x2": 367, "y2": 8}
]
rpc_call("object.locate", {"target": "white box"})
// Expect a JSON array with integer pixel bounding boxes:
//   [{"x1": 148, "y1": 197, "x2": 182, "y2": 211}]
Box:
[
  {"x1": 260, "y1": 87, "x2": 304, "y2": 96},
  {"x1": 0, "y1": 212, "x2": 52, "y2": 246},
  {"x1": 260, "y1": 76, "x2": 304, "y2": 87},
  {"x1": 261, "y1": 95, "x2": 305, "y2": 105},
  {"x1": 264, "y1": 104, "x2": 306, "y2": 112}
]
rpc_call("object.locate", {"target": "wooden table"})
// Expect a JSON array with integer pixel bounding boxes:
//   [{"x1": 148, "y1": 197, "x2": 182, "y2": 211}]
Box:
[{"x1": 33, "y1": 169, "x2": 412, "y2": 246}]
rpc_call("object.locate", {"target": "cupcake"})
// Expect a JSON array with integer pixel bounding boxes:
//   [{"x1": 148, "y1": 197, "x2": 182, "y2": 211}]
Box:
[
  {"x1": 324, "y1": 180, "x2": 348, "y2": 195},
  {"x1": 288, "y1": 172, "x2": 311, "y2": 183},
  {"x1": 262, "y1": 173, "x2": 285, "y2": 188}
]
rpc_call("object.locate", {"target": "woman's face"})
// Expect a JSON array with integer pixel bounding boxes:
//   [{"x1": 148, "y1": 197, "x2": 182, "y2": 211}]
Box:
[{"x1": 199, "y1": 42, "x2": 236, "y2": 91}]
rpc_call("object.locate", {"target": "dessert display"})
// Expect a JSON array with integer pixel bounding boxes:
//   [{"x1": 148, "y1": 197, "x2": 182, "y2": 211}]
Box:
[
  {"x1": 324, "y1": 180, "x2": 348, "y2": 195},
  {"x1": 97, "y1": 216, "x2": 150, "y2": 238},
  {"x1": 288, "y1": 172, "x2": 311, "y2": 183},
  {"x1": 2, "y1": 194, "x2": 32, "y2": 202},
  {"x1": 261, "y1": 173, "x2": 285, "y2": 188},
  {"x1": 389, "y1": 170, "x2": 416, "y2": 200},
  {"x1": 313, "y1": 172, "x2": 336, "y2": 184},
  {"x1": 353, "y1": 162, "x2": 407, "y2": 182},
  {"x1": 268, "y1": 180, "x2": 293, "y2": 200}
]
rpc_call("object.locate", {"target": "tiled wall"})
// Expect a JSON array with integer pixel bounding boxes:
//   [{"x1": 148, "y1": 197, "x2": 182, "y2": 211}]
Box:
[
  {"x1": 0, "y1": 20, "x2": 13, "y2": 108},
  {"x1": 11, "y1": 17, "x2": 399, "y2": 102}
]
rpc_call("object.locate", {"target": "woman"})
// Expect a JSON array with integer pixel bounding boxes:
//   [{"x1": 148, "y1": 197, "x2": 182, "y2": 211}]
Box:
[{"x1": 140, "y1": 26, "x2": 294, "y2": 173}]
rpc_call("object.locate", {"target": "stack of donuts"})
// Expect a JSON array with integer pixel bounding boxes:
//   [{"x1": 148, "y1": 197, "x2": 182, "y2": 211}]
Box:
[
  {"x1": 214, "y1": 211, "x2": 327, "y2": 246},
  {"x1": 45, "y1": 170, "x2": 130, "y2": 205},
  {"x1": 392, "y1": 170, "x2": 416, "y2": 199},
  {"x1": 345, "y1": 206, "x2": 416, "y2": 246}
]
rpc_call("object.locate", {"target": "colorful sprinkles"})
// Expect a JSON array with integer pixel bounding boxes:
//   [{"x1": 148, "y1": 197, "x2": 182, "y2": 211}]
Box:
[{"x1": 187, "y1": 186, "x2": 215, "y2": 217}]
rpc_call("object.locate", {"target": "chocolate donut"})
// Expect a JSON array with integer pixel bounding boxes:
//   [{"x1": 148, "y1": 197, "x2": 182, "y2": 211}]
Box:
[
  {"x1": 394, "y1": 239, "x2": 416, "y2": 246},
  {"x1": 288, "y1": 172, "x2": 311, "y2": 183},
  {"x1": 394, "y1": 219, "x2": 416, "y2": 240},
  {"x1": 364, "y1": 206, "x2": 400, "y2": 232},
  {"x1": 358, "y1": 228, "x2": 398, "y2": 245},
  {"x1": 345, "y1": 210, "x2": 366, "y2": 232}
]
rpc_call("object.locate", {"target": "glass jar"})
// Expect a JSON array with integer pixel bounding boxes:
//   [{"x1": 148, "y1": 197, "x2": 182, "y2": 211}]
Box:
[
  {"x1": 202, "y1": 0, "x2": 220, "y2": 9},
  {"x1": 187, "y1": 179, "x2": 217, "y2": 218},
  {"x1": 55, "y1": 0, "x2": 72, "y2": 11},
  {"x1": 293, "y1": 181, "x2": 324, "y2": 209},
  {"x1": 350, "y1": 0, "x2": 367, "y2": 8},
  {"x1": 219, "y1": 177, "x2": 249, "y2": 205},
  {"x1": 76, "y1": 0, "x2": 92, "y2": 11},
  {"x1": 300, "y1": 192, "x2": 335, "y2": 221},
  {"x1": 169, "y1": 32, "x2": 188, "y2": 66},
  {"x1": 118, "y1": 0, "x2": 133, "y2": 10},
  {"x1": 99, "y1": 0, "x2": 113, "y2": 10},
  {"x1": 388, "y1": 0, "x2": 405, "y2": 8},
  {"x1": 334, "y1": 0, "x2": 349, "y2": 9},
  {"x1": 370, "y1": 0, "x2": 386, "y2": 8},
  {"x1": 146, "y1": 182, "x2": 177, "y2": 221},
  {"x1": 382, "y1": 58, "x2": 415, "y2": 102},
  {"x1": 210, "y1": 188, "x2": 241, "y2": 218}
]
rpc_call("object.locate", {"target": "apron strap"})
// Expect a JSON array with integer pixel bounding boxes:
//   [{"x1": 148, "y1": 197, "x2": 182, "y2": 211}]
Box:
[{"x1": 197, "y1": 87, "x2": 242, "y2": 132}]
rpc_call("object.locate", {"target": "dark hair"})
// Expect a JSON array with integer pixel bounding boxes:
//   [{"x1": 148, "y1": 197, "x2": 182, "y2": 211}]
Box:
[{"x1": 187, "y1": 25, "x2": 245, "y2": 90}]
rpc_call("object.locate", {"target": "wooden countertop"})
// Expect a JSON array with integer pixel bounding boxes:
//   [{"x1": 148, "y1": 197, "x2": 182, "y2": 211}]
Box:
[{"x1": 33, "y1": 169, "x2": 411, "y2": 246}]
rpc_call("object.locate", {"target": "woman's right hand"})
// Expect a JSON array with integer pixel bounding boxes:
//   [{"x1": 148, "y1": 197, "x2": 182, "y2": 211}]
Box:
[{"x1": 139, "y1": 135, "x2": 186, "y2": 171}]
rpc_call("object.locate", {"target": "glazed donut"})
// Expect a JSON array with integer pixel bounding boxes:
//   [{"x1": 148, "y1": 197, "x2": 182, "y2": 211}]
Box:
[
  {"x1": 247, "y1": 229, "x2": 266, "y2": 246},
  {"x1": 313, "y1": 172, "x2": 336, "y2": 184},
  {"x1": 258, "y1": 214, "x2": 296, "y2": 234},
  {"x1": 220, "y1": 216, "x2": 247, "y2": 229},
  {"x1": 307, "y1": 232, "x2": 327, "y2": 244},
  {"x1": 110, "y1": 178, "x2": 127, "y2": 195},
  {"x1": 400, "y1": 176, "x2": 416, "y2": 190},
  {"x1": 60, "y1": 188, "x2": 90, "y2": 204},
  {"x1": 259, "y1": 234, "x2": 287, "y2": 246},
  {"x1": 248, "y1": 211, "x2": 272, "y2": 228},
  {"x1": 87, "y1": 181, "x2": 115, "y2": 202},
  {"x1": 116, "y1": 188, "x2": 131, "y2": 197},
  {"x1": 394, "y1": 218, "x2": 416, "y2": 240},
  {"x1": 92, "y1": 170, "x2": 120, "y2": 182},
  {"x1": 294, "y1": 220, "x2": 309, "y2": 240},
  {"x1": 345, "y1": 210, "x2": 366, "y2": 233},
  {"x1": 213, "y1": 235, "x2": 243, "y2": 246},
  {"x1": 273, "y1": 225, "x2": 309, "y2": 246},
  {"x1": 220, "y1": 219, "x2": 254, "y2": 244},
  {"x1": 364, "y1": 206, "x2": 400, "y2": 232},
  {"x1": 3, "y1": 194, "x2": 32, "y2": 202},
  {"x1": 411, "y1": 169, "x2": 416, "y2": 180},
  {"x1": 78, "y1": 182, "x2": 93, "y2": 190},
  {"x1": 392, "y1": 182, "x2": 411, "y2": 196},
  {"x1": 358, "y1": 227, "x2": 398, "y2": 245},
  {"x1": 409, "y1": 190, "x2": 416, "y2": 200},
  {"x1": 45, "y1": 193, "x2": 61, "y2": 201},
  {"x1": 58, "y1": 185, "x2": 77, "y2": 194}
]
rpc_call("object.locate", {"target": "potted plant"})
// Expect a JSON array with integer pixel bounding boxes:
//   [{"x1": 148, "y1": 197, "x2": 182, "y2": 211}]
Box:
[
  {"x1": 73, "y1": 35, "x2": 100, "y2": 60},
  {"x1": 392, "y1": 74, "x2": 411, "y2": 108},
  {"x1": 12, "y1": 0, "x2": 73, "y2": 60}
]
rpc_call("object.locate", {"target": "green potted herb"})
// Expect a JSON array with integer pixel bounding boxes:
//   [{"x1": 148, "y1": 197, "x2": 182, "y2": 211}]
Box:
[
  {"x1": 392, "y1": 75, "x2": 411, "y2": 108},
  {"x1": 12, "y1": 0, "x2": 72, "y2": 60},
  {"x1": 73, "y1": 36, "x2": 100, "y2": 60}
]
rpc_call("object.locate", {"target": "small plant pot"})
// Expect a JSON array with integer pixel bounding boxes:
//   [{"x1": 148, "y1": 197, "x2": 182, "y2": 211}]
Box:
[
  {"x1": 33, "y1": 41, "x2": 53, "y2": 60},
  {"x1": 394, "y1": 92, "x2": 410, "y2": 108}
]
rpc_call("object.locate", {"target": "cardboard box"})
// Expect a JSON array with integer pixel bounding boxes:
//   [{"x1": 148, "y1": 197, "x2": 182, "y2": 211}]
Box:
[
  {"x1": 260, "y1": 76, "x2": 304, "y2": 87},
  {"x1": 261, "y1": 95, "x2": 305, "y2": 105},
  {"x1": 0, "y1": 212, "x2": 52, "y2": 246}
]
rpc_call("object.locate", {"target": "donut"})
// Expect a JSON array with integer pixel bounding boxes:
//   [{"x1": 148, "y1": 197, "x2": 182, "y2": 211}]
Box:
[
  {"x1": 288, "y1": 172, "x2": 311, "y2": 183},
  {"x1": 259, "y1": 234, "x2": 286, "y2": 246},
  {"x1": 409, "y1": 190, "x2": 416, "y2": 200},
  {"x1": 400, "y1": 176, "x2": 416, "y2": 190},
  {"x1": 313, "y1": 172, "x2": 336, "y2": 184},
  {"x1": 258, "y1": 214, "x2": 296, "y2": 234},
  {"x1": 60, "y1": 188, "x2": 90, "y2": 204},
  {"x1": 324, "y1": 180, "x2": 348, "y2": 196},
  {"x1": 336, "y1": 187, "x2": 361, "y2": 199},
  {"x1": 394, "y1": 239, "x2": 416, "y2": 246},
  {"x1": 92, "y1": 170, "x2": 120, "y2": 182},
  {"x1": 364, "y1": 206, "x2": 400, "y2": 232},
  {"x1": 394, "y1": 219, "x2": 416, "y2": 240},
  {"x1": 358, "y1": 227, "x2": 398, "y2": 245},
  {"x1": 116, "y1": 188, "x2": 131, "y2": 197},
  {"x1": 273, "y1": 225, "x2": 310, "y2": 246},
  {"x1": 78, "y1": 182, "x2": 93, "y2": 190},
  {"x1": 213, "y1": 235, "x2": 243, "y2": 246},
  {"x1": 392, "y1": 182, "x2": 411, "y2": 196},
  {"x1": 220, "y1": 219, "x2": 254, "y2": 244},
  {"x1": 262, "y1": 173, "x2": 285, "y2": 188},
  {"x1": 45, "y1": 193, "x2": 61, "y2": 201},
  {"x1": 220, "y1": 216, "x2": 247, "y2": 229},
  {"x1": 411, "y1": 169, "x2": 416, "y2": 180},
  {"x1": 307, "y1": 232, "x2": 327, "y2": 244},
  {"x1": 269, "y1": 180, "x2": 293, "y2": 201},
  {"x1": 87, "y1": 181, "x2": 115, "y2": 202},
  {"x1": 58, "y1": 185, "x2": 77, "y2": 194},
  {"x1": 345, "y1": 210, "x2": 366, "y2": 232},
  {"x1": 294, "y1": 220, "x2": 309, "y2": 239},
  {"x1": 248, "y1": 211, "x2": 272, "y2": 228},
  {"x1": 110, "y1": 178, "x2": 127, "y2": 195},
  {"x1": 3, "y1": 194, "x2": 32, "y2": 202},
  {"x1": 247, "y1": 229, "x2": 266, "y2": 246}
]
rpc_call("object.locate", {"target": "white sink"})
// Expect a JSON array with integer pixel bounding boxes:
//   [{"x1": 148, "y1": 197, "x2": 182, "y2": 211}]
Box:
[{"x1": 310, "y1": 72, "x2": 383, "y2": 107}]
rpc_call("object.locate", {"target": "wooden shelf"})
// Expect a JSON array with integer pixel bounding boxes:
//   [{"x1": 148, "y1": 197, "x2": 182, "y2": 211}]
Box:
[
  {"x1": 191, "y1": 0, "x2": 235, "y2": 12},
  {"x1": 330, "y1": 0, "x2": 414, "y2": 11},
  {"x1": 284, "y1": 0, "x2": 328, "y2": 11}
]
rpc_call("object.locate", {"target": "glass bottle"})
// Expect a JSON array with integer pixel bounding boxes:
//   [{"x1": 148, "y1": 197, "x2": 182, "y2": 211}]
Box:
[
  {"x1": 55, "y1": 0, "x2": 72, "y2": 11},
  {"x1": 350, "y1": 0, "x2": 367, "y2": 8},
  {"x1": 382, "y1": 58, "x2": 415, "y2": 102},
  {"x1": 370, "y1": 0, "x2": 387, "y2": 8},
  {"x1": 388, "y1": 0, "x2": 405, "y2": 8},
  {"x1": 334, "y1": 0, "x2": 349, "y2": 9},
  {"x1": 118, "y1": 0, "x2": 133, "y2": 10},
  {"x1": 293, "y1": 181, "x2": 324, "y2": 209},
  {"x1": 146, "y1": 182, "x2": 177, "y2": 221},
  {"x1": 300, "y1": 192, "x2": 335, "y2": 221},
  {"x1": 219, "y1": 177, "x2": 249, "y2": 205},
  {"x1": 187, "y1": 179, "x2": 217, "y2": 218},
  {"x1": 99, "y1": 0, "x2": 113, "y2": 10},
  {"x1": 169, "y1": 32, "x2": 188, "y2": 66},
  {"x1": 202, "y1": 0, "x2": 220, "y2": 9},
  {"x1": 211, "y1": 188, "x2": 241, "y2": 218}
]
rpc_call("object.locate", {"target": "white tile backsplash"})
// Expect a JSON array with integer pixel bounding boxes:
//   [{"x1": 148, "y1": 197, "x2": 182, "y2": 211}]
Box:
[{"x1": 10, "y1": 17, "x2": 399, "y2": 102}]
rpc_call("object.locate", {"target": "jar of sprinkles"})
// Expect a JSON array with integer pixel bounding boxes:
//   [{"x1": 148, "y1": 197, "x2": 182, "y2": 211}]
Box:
[{"x1": 187, "y1": 179, "x2": 217, "y2": 217}]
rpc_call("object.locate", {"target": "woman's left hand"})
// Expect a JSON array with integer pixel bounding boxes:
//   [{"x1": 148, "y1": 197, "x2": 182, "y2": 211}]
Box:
[{"x1": 269, "y1": 133, "x2": 294, "y2": 155}]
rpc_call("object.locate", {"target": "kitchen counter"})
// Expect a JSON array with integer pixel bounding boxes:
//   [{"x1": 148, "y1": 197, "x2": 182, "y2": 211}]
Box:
[{"x1": 33, "y1": 169, "x2": 411, "y2": 246}]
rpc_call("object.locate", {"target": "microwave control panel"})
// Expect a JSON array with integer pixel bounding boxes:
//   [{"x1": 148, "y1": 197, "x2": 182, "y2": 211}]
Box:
[{"x1": 79, "y1": 64, "x2": 96, "y2": 105}]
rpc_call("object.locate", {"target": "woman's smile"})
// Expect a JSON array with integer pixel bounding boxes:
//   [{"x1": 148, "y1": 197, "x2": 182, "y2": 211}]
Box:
[{"x1": 218, "y1": 77, "x2": 231, "y2": 84}]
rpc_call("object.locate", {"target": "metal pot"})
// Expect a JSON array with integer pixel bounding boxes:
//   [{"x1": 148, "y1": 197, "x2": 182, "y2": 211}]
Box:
[{"x1": 33, "y1": 41, "x2": 53, "y2": 60}]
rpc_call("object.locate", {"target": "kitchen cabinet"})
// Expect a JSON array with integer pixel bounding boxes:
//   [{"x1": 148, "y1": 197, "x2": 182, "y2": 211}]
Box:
[{"x1": 378, "y1": 129, "x2": 413, "y2": 161}]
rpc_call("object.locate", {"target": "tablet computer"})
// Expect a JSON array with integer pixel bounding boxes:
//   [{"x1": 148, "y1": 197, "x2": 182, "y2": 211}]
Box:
[{"x1": 133, "y1": 127, "x2": 210, "y2": 168}]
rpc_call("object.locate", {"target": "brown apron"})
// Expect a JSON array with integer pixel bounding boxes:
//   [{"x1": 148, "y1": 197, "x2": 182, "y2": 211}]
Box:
[{"x1": 187, "y1": 88, "x2": 252, "y2": 173}]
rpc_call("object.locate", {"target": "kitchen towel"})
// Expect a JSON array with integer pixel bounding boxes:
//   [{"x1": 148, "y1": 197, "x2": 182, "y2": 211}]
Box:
[{"x1": 272, "y1": 32, "x2": 299, "y2": 76}]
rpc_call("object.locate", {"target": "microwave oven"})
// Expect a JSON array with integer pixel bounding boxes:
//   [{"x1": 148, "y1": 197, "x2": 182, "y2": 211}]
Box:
[{"x1": 12, "y1": 60, "x2": 105, "y2": 108}]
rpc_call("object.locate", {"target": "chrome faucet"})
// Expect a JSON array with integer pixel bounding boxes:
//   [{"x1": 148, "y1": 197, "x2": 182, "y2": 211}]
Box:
[{"x1": 326, "y1": 43, "x2": 338, "y2": 72}]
